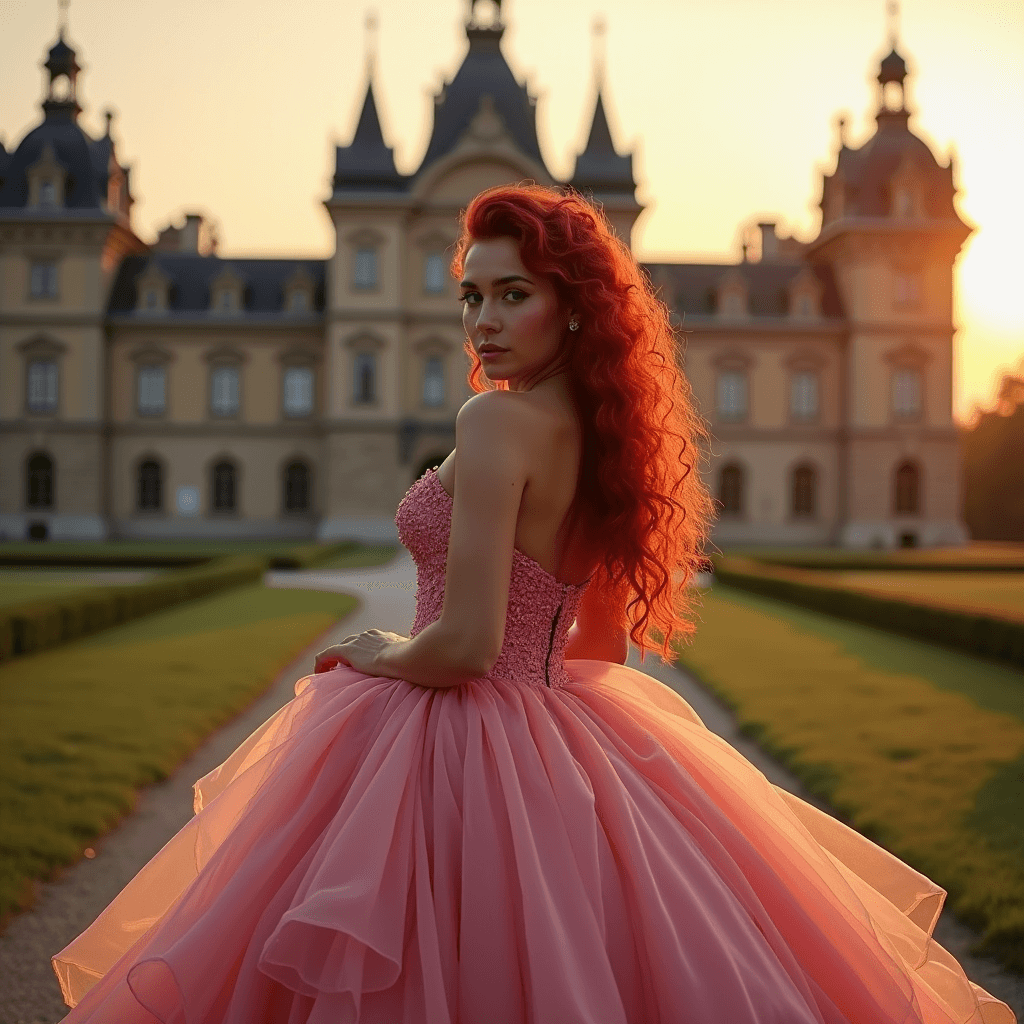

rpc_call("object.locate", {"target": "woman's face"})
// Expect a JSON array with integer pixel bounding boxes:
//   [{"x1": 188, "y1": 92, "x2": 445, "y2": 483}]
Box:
[{"x1": 459, "y1": 237, "x2": 570, "y2": 390}]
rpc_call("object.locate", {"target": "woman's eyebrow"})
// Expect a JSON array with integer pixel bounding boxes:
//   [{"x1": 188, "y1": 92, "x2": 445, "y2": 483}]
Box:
[{"x1": 458, "y1": 274, "x2": 533, "y2": 289}]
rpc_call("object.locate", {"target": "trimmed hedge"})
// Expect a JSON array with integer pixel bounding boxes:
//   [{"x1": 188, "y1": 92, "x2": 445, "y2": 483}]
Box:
[
  {"x1": 0, "y1": 555, "x2": 266, "y2": 662},
  {"x1": 711, "y1": 555, "x2": 1024, "y2": 670},
  {"x1": 0, "y1": 541, "x2": 364, "y2": 661}
]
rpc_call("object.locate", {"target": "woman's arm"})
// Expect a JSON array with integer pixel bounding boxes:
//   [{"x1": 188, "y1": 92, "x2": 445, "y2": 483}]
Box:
[{"x1": 369, "y1": 391, "x2": 534, "y2": 688}]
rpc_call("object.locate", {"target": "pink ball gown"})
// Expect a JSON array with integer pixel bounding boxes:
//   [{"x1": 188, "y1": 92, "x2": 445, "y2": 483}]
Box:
[{"x1": 53, "y1": 467, "x2": 1015, "y2": 1023}]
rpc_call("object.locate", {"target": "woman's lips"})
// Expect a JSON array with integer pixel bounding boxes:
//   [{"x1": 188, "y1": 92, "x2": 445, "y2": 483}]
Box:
[{"x1": 479, "y1": 347, "x2": 507, "y2": 359}]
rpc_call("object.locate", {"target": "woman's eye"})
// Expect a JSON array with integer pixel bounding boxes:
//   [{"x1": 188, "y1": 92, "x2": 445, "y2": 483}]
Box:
[
  {"x1": 459, "y1": 291, "x2": 481, "y2": 305},
  {"x1": 504, "y1": 289, "x2": 527, "y2": 302}
]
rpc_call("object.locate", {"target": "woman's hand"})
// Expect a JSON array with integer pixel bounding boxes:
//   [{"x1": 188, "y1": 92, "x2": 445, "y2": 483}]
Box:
[{"x1": 313, "y1": 630, "x2": 409, "y2": 677}]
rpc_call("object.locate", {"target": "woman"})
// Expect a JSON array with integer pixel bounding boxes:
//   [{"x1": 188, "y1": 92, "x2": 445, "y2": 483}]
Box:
[{"x1": 53, "y1": 184, "x2": 1013, "y2": 1023}]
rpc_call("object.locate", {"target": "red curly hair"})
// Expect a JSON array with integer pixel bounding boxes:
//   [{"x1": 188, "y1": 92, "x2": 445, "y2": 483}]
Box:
[{"x1": 452, "y1": 183, "x2": 715, "y2": 662}]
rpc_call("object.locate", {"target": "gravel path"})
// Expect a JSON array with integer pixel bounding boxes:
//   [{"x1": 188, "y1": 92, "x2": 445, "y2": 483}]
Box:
[{"x1": 0, "y1": 554, "x2": 1018, "y2": 1022}]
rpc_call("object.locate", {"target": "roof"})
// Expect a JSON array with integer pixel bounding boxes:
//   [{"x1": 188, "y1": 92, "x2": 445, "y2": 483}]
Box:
[
  {"x1": 332, "y1": 80, "x2": 407, "y2": 194},
  {"x1": 830, "y1": 116, "x2": 957, "y2": 218},
  {"x1": 569, "y1": 91, "x2": 635, "y2": 196},
  {"x1": 107, "y1": 254, "x2": 327, "y2": 316},
  {"x1": 0, "y1": 115, "x2": 110, "y2": 209},
  {"x1": 415, "y1": 23, "x2": 548, "y2": 177},
  {"x1": 645, "y1": 260, "x2": 845, "y2": 320}
]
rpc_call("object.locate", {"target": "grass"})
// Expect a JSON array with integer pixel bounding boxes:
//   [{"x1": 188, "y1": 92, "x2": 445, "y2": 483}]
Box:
[
  {"x1": 0, "y1": 567, "x2": 163, "y2": 610},
  {"x1": 675, "y1": 583, "x2": 1024, "y2": 970},
  {"x1": 825, "y1": 570, "x2": 1024, "y2": 622},
  {"x1": 0, "y1": 582, "x2": 360, "y2": 923},
  {"x1": 315, "y1": 543, "x2": 399, "y2": 570},
  {"x1": 726, "y1": 542, "x2": 1024, "y2": 571}
]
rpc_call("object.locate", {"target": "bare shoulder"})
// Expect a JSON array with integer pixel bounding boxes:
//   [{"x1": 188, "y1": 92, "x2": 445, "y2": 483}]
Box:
[{"x1": 455, "y1": 391, "x2": 550, "y2": 461}]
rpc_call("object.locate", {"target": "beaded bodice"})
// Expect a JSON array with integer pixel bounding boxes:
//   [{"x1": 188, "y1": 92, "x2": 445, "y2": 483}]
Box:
[{"x1": 395, "y1": 468, "x2": 591, "y2": 688}]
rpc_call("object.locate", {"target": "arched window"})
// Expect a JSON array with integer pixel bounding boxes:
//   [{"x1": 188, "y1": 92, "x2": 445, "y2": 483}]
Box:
[
  {"x1": 894, "y1": 460, "x2": 920, "y2": 515},
  {"x1": 138, "y1": 460, "x2": 162, "y2": 511},
  {"x1": 718, "y1": 463, "x2": 744, "y2": 515},
  {"x1": 212, "y1": 461, "x2": 236, "y2": 513},
  {"x1": 353, "y1": 352, "x2": 376, "y2": 403},
  {"x1": 792, "y1": 464, "x2": 816, "y2": 517},
  {"x1": 283, "y1": 461, "x2": 310, "y2": 513},
  {"x1": 26, "y1": 452, "x2": 54, "y2": 508}
]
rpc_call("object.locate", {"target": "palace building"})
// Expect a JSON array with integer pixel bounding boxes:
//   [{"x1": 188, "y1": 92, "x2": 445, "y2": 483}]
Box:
[{"x1": 0, "y1": 3, "x2": 971, "y2": 547}]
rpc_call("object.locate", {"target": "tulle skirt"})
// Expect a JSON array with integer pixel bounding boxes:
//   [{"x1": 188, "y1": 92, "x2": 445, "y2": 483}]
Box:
[{"x1": 53, "y1": 660, "x2": 1015, "y2": 1023}]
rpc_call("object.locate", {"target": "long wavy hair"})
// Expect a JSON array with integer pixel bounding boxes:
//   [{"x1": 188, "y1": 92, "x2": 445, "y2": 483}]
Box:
[{"x1": 452, "y1": 183, "x2": 715, "y2": 662}]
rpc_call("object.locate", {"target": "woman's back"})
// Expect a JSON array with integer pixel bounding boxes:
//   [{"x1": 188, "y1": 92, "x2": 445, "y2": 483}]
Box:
[{"x1": 433, "y1": 387, "x2": 600, "y2": 588}]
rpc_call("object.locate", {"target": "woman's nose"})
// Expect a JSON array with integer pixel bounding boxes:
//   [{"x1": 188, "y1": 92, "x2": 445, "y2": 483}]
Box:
[{"x1": 474, "y1": 300, "x2": 501, "y2": 333}]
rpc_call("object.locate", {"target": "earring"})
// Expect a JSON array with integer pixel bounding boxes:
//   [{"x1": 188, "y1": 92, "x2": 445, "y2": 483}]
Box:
[{"x1": 568, "y1": 318, "x2": 580, "y2": 331}]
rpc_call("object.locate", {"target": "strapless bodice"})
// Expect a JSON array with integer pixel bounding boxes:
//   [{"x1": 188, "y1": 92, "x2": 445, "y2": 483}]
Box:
[{"x1": 395, "y1": 468, "x2": 590, "y2": 688}]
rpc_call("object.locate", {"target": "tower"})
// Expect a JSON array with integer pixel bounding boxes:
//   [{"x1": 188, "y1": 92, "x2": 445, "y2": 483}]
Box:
[
  {"x1": 0, "y1": 18, "x2": 146, "y2": 541},
  {"x1": 808, "y1": 18, "x2": 972, "y2": 546}
]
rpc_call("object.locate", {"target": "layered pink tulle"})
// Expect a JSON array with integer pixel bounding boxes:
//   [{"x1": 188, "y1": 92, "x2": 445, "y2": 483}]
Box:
[
  {"x1": 52, "y1": 468, "x2": 1014, "y2": 1023},
  {"x1": 54, "y1": 661, "x2": 1012, "y2": 1023}
]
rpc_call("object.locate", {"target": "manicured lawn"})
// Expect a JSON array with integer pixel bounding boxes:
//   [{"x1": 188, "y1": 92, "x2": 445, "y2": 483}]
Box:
[
  {"x1": 827, "y1": 570, "x2": 1024, "y2": 622},
  {"x1": 728, "y1": 542, "x2": 1024, "y2": 571},
  {"x1": 0, "y1": 568, "x2": 163, "y2": 610},
  {"x1": 315, "y1": 543, "x2": 399, "y2": 570},
  {"x1": 675, "y1": 583, "x2": 1024, "y2": 969},
  {"x1": 0, "y1": 582, "x2": 360, "y2": 922}
]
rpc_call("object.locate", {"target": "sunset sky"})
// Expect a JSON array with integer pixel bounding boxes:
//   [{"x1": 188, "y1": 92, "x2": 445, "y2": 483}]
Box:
[{"x1": 1, "y1": 0, "x2": 1021, "y2": 421}]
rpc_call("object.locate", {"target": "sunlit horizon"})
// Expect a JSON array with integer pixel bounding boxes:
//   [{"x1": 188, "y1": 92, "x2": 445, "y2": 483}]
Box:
[{"x1": 2, "y1": 0, "x2": 1020, "y2": 422}]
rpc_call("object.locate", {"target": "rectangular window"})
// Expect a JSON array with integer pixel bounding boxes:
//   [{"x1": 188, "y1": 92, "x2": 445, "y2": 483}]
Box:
[
  {"x1": 137, "y1": 365, "x2": 167, "y2": 416},
  {"x1": 894, "y1": 272, "x2": 921, "y2": 307},
  {"x1": 892, "y1": 368, "x2": 922, "y2": 419},
  {"x1": 287, "y1": 289, "x2": 309, "y2": 312},
  {"x1": 27, "y1": 359, "x2": 58, "y2": 412},
  {"x1": 423, "y1": 356, "x2": 445, "y2": 407},
  {"x1": 353, "y1": 352, "x2": 376, "y2": 403},
  {"x1": 144, "y1": 288, "x2": 160, "y2": 310},
  {"x1": 283, "y1": 366, "x2": 314, "y2": 417},
  {"x1": 210, "y1": 365, "x2": 240, "y2": 417},
  {"x1": 716, "y1": 371, "x2": 747, "y2": 421},
  {"x1": 39, "y1": 180, "x2": 57, "y2": 206},
  {"x1": 353, "y1": 247, "x2": 378, "y2": 290},
  {"x1": 790, "y1": 371, "x2": 819, "y2": 421},
  {"x1": 30, "y1": 261, "x2": 59, "y2": 299},
  {"x1": 424, "y1": 253, "x2": 447, "y2": 294}
]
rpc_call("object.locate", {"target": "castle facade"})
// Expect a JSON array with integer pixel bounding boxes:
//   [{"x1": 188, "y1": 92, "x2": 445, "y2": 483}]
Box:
[{"x1": 0, "y1": 5, "x2": 971, "y2": 547}]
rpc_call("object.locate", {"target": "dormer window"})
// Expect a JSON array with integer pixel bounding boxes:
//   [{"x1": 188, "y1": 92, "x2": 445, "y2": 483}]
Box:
[
  {"x1": 717, "y1": 271, "x2": 748, "y2": 320},
  {"x1": 209, "y1": 266, "x2": 245, "y2": 315},
  {"x1": 287, "y1": 289, "x2": 309, "y2": 313},
  {"x1": 135, "y1": 260, "x2": 171, "y2": 314},
  {"x1": 39, "y1": 180, "x2": 57, "y2": 207}
]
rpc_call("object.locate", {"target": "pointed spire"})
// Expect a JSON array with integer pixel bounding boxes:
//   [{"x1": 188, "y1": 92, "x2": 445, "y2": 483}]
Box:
[
  {"x1": 332, "y1": 39, "x2": 405, "y2": 195},
  {"x1": 569, "y1": 19, "x2": 635, "y2": 198}
]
